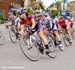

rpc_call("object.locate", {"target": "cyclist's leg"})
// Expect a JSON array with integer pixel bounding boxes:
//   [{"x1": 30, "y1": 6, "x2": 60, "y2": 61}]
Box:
[
  {"x1": 36, "y1": 23, "x2": 50, "y2": 53},
  {"x1": 38, "y1": 30, "x2": 50, "y2": 53},
  {"x1": 67, "y1": 30, "x2": 72, "y2": 42},
  {"x1": 19, "y1": 24, "x2": 25, "y2": 36},
  {"x1": 42, "y1": 25, "x2": 49, "y2": 35},
  {"x1": 37, "y1": 30, "x2": 48, "y2": 47},
  {"x1": 52, "y1": 23, "x2": 62, "y2": 46},
  {"x1": 16, "y1": 22, "x2": 21, "y2": 32},
  {"x1": 53, "y1": 31, "x2": 61, "y2": 42},
  {"x1": 66, "y1": 24, "x2": 72, "y2": 43}
]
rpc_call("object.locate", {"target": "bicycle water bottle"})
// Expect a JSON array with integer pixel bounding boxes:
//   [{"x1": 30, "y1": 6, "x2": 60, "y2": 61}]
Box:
[{"x1": 32, "y1": 36, "x2": 41, "y2": 45}]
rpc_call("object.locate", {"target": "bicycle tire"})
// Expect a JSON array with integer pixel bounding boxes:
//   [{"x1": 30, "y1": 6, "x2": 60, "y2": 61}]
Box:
[
  {"x1": 19, "y1": 36, "x2": 40, "y2": 61},
  {"x1": 46, "y1": 36, "x2": 56, "y2": 58},
  {"x1": 9, "y1": 29, "x2": 17, "y2": 43},
  {"x1": 71, "y1": 29, "x2": 75, "y2": 40},
  {"x1": 0, "y1": 31, "x2": 5, "y2": 40},
  {"x1": 62, "y1": 32, "x2": 70, "y2": 47},
  {"x1": 0, "y1": 30, "x2": 5, "y2": 45}
]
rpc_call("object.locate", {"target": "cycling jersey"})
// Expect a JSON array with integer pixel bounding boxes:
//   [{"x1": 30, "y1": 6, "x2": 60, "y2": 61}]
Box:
[
  {"x1": 8, "y1": 15, "x2": 16, "y2": 25},
  {"x1": 66, "y1": 19, "x2": 73, "y2": 28},
  {"x1": 20, "y1": 13, "x2": 34, "y2": 25},
  {"x1": 40, "y1": 17, "x2": 50, "y2": 25},
  {"x1": 38, "y1": 16, "x2": 58, "y2": 31},
  {"x1": 57, "y1": 19, "x2": 66, "y2": 27},
  {"x1": 20, "y1": 13, "x2": 43, "y2": 32},
  {"x1": 51, "y1": 18, "x2": 58, "y2": 31},
  {"x1": 15, "y1": 17, "x2": 21, "y2": 26}
]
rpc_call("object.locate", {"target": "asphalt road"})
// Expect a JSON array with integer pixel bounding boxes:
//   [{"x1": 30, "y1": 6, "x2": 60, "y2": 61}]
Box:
[{"x1": 0, "y1": 24, "x2": 75, "y2": 70}]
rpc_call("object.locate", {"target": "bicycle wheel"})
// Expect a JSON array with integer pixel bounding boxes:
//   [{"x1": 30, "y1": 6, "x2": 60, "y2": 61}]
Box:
[
  {"x1": 19, "y1": 36, "x2": 40, "y2": 61},
  {"x1": 71, "y1": 29, "x2": 75, "y2": 40},
  {"x1": 46, "y1": 36, "x2": 56, "y2": 58},
  {"x1": 0, "y1": 31, "x2": 5, "y2": 39},
  {"x1": 62, "y1": 32, "x2": 70, "y2": 47},
  {"x1": 0, "y1": 30, "x2": 5, "y2": 45},
  {"x1": 9, "y1": 29, "x2": 17, "y2": 43}
]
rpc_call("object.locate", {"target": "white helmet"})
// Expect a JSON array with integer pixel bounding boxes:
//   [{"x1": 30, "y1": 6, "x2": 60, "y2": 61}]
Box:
[{"x1": 17, "y1": 8, "x2": 26, "y2": 13}]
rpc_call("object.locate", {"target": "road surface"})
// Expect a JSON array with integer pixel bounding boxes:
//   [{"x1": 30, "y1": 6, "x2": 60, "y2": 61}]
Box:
[{"x1": 0, "y1": 24, "x2": 75, "y2": 70}]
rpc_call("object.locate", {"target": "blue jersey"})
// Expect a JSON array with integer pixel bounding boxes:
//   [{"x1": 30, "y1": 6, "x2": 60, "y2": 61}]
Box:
[{"x1": 39, "y1": 17, "x2": 50, "y2": 25}]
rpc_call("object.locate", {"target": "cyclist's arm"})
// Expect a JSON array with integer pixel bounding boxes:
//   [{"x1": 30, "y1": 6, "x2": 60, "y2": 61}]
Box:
[
  {"x1": 28, "y1": 14, "x2": 36, "y2": 29},
  {"x1": 49, "y1": 20, "x2": 52, "y2": 29},
  {"x1": 31, "y1": 18, "x2": 36, "y2": 29}
]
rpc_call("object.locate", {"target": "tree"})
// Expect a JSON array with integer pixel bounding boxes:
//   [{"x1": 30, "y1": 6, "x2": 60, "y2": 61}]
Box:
[
  {"x1": 55, "y1": 1, "x2": 61, "y2": 10},
  {"x1": 39, "y1": 2, "x2": 45, "y2": 10},
  {"x1": 47, "y1": 0, "x2": 61, "y2": 17}
]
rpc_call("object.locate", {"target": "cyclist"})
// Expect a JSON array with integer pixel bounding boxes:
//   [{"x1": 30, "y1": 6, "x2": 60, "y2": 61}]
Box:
[
  {"x1": 36, "y1": 11, "x2": 64, "y2": 51},
  {"x1": 9, "y1": 12, "x2": 17, "y2": 24},
  {"x1": 17, "y1": 8, "x2": 52, "y2": 54},
  {"x1": 6, "y1": 12, "x2": 17, "y2": 29},
  {"x1": 57, "y1": 16, "x2": 72, "y2": 45},
  {"x1": 15, "y1": 16, "x2": 21, "y2": 28},
  {"x1": 66, "y1": 16, "x2": 74, "y2": 29},
  {"x1": 48, "y1": 12, "x2": 64, "y2": 51}
]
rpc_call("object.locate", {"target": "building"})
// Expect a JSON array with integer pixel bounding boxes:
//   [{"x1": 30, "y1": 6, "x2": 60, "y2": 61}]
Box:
[
  {"x1": 24, "y1": 0, "x2": 41, "y2": 7},
  {"x1": 0, "y1": 0, "x2": 42, "y2": 18},
  {"x1": 68, "y1": 1, "x2": 75, "y2": 12},
  {"x1": 0, "y1": 0, "x2": 24, "y2": 18},
  {"x1": 67, "y1": 1, "x2": 75, "y2": 19}
]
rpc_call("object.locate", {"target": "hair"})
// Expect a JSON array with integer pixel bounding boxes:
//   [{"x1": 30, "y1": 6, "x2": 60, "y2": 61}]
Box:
[{"x1": 59, "y1": 16, "x2": 64, "y2": 20}]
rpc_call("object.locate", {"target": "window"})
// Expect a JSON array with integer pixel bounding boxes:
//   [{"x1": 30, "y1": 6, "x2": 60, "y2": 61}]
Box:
[{"x1": 0, "y1": 9, "x2": 4, "y2": 15}]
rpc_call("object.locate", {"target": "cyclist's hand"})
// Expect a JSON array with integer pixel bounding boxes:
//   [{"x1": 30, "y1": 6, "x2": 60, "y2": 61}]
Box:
[{"x1": 27, "y1": 27, "x2": 35, "y2": 35}]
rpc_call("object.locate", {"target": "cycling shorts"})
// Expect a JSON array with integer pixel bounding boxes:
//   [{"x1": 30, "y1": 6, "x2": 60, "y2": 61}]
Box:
[
  {"x1": 61, "y1": 25, "x2": 67, "y2": 29},
  {"x1": 52, "y1": 23, "x2": 58, "y2": 31},
  {"x1": 34, "y1": 22, "x2": 43, "y2": 32}
]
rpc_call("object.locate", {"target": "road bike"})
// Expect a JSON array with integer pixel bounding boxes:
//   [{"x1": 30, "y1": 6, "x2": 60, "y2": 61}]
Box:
[
  {"x1": 0, "y1": 29, "x2": 5, "y2": 45},
  {"x1": 19, "y1": 26, "x2": 56, "y2": 61},
  {"x1": 61, "y1": 29, "x2": 72, "y2": 47},
  {"x1": 6, "y1": 24, "x2": 19, "y2": 43}
]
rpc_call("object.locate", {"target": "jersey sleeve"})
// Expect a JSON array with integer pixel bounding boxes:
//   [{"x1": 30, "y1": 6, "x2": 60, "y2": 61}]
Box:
[{"x1": 27, "y1": 14, "x2": 35, "y2": 19}]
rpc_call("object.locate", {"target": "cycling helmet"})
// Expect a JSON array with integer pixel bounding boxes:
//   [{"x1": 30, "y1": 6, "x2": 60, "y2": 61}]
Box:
[
  {"x1": 17, "y1": 8, "x2": 26, "y2": 14},
  {"x1": 26, "y1": 7, "x2": 34, "y2": 14},
  {"x1": 38, "y1": 11, "x2": 47, "y2": 17}
]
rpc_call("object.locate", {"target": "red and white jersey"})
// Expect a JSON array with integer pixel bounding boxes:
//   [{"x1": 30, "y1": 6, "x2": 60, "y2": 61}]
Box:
[
  {"x1": 20, "y1": 13, "x2": 34, "y2": 25},
  {"x1": 66, "y1": 19, "x2": 73, "y2": 28},
  {"x1": 57, "y1": 19, "x2": 67, "y2": 27}
]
